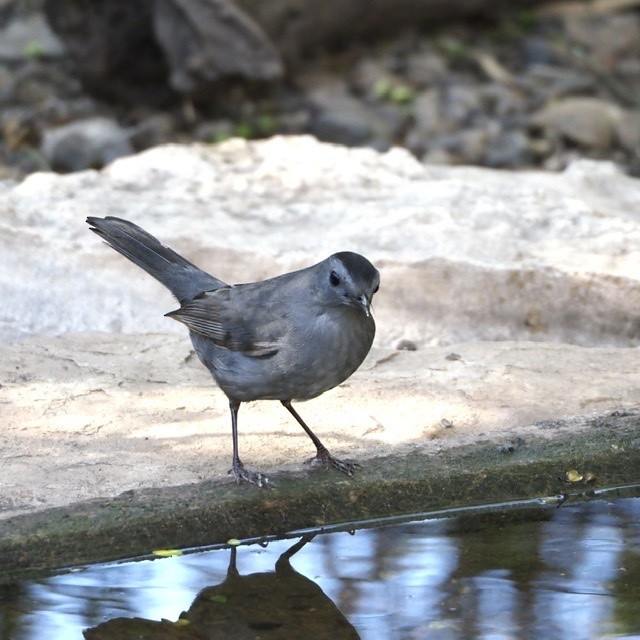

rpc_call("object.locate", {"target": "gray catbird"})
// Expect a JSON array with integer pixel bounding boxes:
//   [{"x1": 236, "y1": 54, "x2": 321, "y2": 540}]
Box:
[{"x1": 87, "y1": 217, "x2": 380, "y2": 488}]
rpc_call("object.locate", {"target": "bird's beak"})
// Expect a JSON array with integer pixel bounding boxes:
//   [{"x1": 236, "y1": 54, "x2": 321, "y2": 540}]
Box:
[{"x1": 358, "y1": 293, "x2": 372, "y2": 317}]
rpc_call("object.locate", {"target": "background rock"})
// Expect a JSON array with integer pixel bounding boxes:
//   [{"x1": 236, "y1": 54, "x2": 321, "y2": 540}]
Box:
[
  {"x1": 41, "y1": 116, "x2": 134, "y2": 172},
  {"x1": 531, "y1": 97, "x2": 629, "y2": 150},
  {"x1": 42, "y1": 0, "x2": 170, "y2": 105},
  {"x1": 153, "y1": 0, "x2": 283, "y2": 93},
  {"x1": 305, "y1": 78, "x2": 400, "y2": 147},
  {"x1": 43, "y1": 0, "x2": 282, "y2": 104},
  {"x1": 2, "y1": 136, "x2": 640, "y2": 348},
  {"x1": 233, "y1": 0, "x2": 554, "y2": 62},
  {"x1": 44, "y1": 0, "x2": 553, "y2": 88}
]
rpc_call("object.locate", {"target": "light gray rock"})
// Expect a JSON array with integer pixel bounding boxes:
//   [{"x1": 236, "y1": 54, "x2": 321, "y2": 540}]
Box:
[
  {"x1": 2, "y1": 136, "x2": 640, "y2": 348},
  {"x1": 531, "y1": 97, "x2": 627, "y2": 150}
]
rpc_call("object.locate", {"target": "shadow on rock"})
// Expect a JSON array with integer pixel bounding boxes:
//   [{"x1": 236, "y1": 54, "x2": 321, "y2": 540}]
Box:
[{"x1": 83, "y1": 535, "x2": 360, "y2": 640}]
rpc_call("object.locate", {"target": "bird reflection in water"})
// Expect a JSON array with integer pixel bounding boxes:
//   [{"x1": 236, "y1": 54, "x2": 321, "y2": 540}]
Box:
[{"x1": 83, "y1": 535, "x2": 360, "y2": 640}]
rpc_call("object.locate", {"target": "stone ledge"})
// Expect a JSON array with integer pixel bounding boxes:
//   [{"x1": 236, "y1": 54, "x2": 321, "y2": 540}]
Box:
[
  {"x1": 2, "y1": 331, "x2": 640, "y2": 574},
  {"x1": 1, "y1": 410, "x2": 639, "y2": 578}
]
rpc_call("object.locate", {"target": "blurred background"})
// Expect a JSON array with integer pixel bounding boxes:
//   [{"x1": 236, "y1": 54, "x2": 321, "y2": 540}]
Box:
[{"x1": 1, "y1": 0, "x2": 639, "y2": 178}]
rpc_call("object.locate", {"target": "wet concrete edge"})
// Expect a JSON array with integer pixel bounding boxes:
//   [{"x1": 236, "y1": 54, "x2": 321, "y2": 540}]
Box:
[{"x1": 1, "y1": 410, "x2": 639, "y2": 580}]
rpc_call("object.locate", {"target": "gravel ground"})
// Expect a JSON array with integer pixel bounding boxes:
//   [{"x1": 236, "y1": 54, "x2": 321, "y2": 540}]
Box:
[{"x1": 1, "y1": 1, "x2": 639, "y2": 179}]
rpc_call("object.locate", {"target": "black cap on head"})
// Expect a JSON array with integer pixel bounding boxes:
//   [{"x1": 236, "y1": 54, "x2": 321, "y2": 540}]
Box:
[{"x1": 333, "y1": 251, "x2": 379, "y2": 284}]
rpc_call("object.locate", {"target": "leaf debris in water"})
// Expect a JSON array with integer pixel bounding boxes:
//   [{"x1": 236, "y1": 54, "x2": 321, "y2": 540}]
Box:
[{"x1": 152, "y1": 549, "x2": 184, "y2": 557}]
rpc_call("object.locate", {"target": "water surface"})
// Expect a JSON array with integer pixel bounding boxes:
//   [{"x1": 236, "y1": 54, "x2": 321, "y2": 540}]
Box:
[{"x1": 1, "y1": 489, "x2": 639, "y2": 639}]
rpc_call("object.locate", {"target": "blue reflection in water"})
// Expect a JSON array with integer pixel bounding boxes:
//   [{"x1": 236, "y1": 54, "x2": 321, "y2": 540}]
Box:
[
  {"x1": 1, "y1": 495, "x2": 639, "y2": 640},
  {"x1": 532, "y1": 499, "x2": 635, "y2": 640}
]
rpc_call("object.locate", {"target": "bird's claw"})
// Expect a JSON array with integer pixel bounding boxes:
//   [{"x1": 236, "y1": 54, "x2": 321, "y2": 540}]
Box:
[
  {"x1": 306, "y1": 448, "x2": 361, "y2": 477},
  {"x1": 229, "y1": 462, "x2": 273, "y2": 489}
]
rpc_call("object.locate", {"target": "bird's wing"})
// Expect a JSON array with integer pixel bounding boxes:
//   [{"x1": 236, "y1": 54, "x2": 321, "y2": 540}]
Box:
[{"x1": 165, "y1": 285, "x2": 282, "y2": 357}]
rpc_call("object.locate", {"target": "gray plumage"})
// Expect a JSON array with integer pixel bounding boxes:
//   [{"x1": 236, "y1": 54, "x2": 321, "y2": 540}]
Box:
[{"x1": 87, "y1": 216, "x2": 379, "y2": 488}]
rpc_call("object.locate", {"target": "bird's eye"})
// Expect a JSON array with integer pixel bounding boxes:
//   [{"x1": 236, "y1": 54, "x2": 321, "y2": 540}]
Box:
[{"x1": 329, "y1": 271, "x2": 341, "y2": 287}]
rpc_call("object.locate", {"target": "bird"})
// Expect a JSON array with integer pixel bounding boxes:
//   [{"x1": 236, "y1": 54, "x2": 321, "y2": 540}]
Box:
[{"x1": 86, "y1": 216, "x2": 380, "y2": 488}]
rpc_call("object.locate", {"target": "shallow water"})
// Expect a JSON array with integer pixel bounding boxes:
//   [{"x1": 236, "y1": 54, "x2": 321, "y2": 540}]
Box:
[{"x1": 2, "y1": 488, "x2": 640, "y2": 639}]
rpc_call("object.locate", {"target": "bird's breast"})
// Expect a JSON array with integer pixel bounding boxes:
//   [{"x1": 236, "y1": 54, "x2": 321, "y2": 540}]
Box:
[
  {"x1": 192, "y1": 307, "x2": 374, "y2": 402},
  {"x1": 284, "y1": 308, "x2": 375, "y2": 399}
]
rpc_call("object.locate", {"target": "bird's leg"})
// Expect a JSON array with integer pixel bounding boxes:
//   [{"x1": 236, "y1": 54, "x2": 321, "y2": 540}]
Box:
[
  {"x1": 280, "y1": 400, "x2": 360, "y2": 476},
  {"x1": 228, "y1": 400, "x2": 272, "y2": 488},
  {"x1": 275, "y1": 534, "x2": 316, "y2": 574}
]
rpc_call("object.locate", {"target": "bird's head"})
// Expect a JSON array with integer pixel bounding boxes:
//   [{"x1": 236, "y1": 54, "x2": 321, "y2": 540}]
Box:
[{"x1": 318, "y1": 252, "x2": 380, "y2": 317}]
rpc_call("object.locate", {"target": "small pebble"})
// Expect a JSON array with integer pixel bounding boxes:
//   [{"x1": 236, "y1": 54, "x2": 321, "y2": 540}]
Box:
[{"x1": 395, "y1": 339, "x2": 417, "y2": 351}]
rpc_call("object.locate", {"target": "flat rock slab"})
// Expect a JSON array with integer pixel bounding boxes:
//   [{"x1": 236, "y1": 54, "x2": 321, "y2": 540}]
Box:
[{"x1": 3, "y1": 333, "x2": 639, "y2": 517}]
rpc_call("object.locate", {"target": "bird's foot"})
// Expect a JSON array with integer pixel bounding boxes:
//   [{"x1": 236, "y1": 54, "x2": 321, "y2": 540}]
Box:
[
  {"x1": 229, "y1": 460, "x2": 273, "y2": 489},
  {"x1": 306, "y1": 446, "x2": 361, "y2": 477}
]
